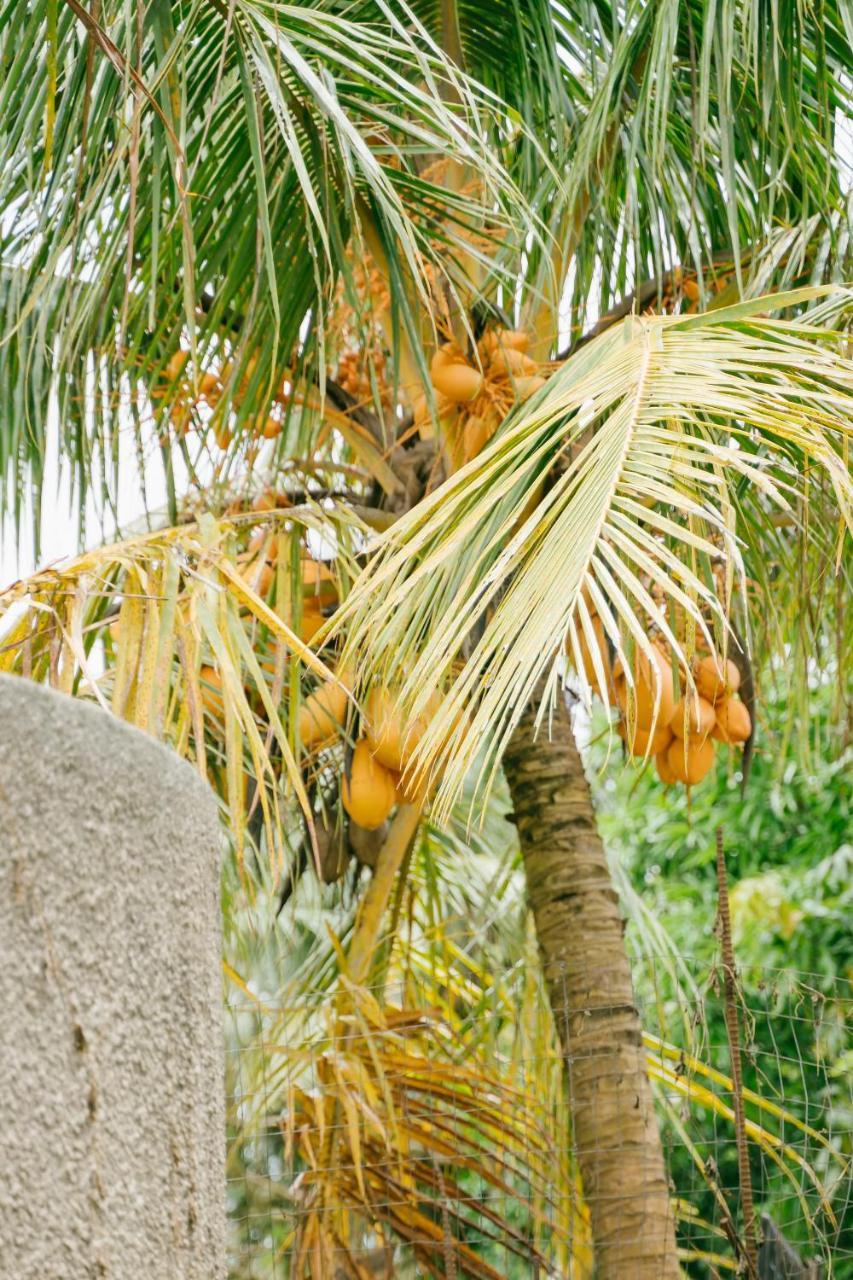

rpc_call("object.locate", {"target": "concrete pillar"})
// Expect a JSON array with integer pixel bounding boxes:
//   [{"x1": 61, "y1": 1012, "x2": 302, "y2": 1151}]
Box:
[{"x1": 0, "y1": 674, "x2": 226, "y2": 1279}]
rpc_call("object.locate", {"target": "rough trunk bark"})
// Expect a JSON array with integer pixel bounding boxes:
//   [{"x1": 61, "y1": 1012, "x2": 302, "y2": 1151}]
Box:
[{"x1": 504, "y1": 687, "x2": 680, "y2": 1279}]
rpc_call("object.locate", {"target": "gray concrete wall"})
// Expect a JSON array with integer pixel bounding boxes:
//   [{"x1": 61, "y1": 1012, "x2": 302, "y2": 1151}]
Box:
[{"x1": 0, "y1": 675, "x2": 226, "y2": 1280}]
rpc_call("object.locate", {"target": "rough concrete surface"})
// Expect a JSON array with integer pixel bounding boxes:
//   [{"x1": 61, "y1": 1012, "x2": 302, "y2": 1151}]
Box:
[{"x1": 0, "y1": 675, "x2": 226, "y2": 1279}]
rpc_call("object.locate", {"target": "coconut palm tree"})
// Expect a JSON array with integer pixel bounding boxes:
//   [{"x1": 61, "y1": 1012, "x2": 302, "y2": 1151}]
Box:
[{"x1": 1, "y1": 2, "x2": 851, "y2": 1276}]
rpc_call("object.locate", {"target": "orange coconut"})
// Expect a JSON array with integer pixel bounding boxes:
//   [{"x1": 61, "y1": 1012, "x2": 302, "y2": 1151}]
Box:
[
  {"x1": 364, "y1": 686, "x2": 440, "y2": 772},
  {"x1": 430, "y1": 357, "x2": 483, "y2": 404},
  {"x1": 199, "y1": 665, "x2": 224, "y2": 720},
  {"x1": 514, "y1": 374, "x2": 546, "y2": 400},
  {"x1": 711, "y1": 696, "x2": 752, "y2": 744},
  {"x1": 568, "y1": 616, "x2": 614, "y2": 702},
  {"x1": 666, "y1": 735, "x2": 716, "y2": 785},
  {"x1": 619, "y1": 720, "x2": 674, "y2": 758},
  {"x1": 301, "y1": 557, "x2": 338, "y2": 608},
  {"x1": 655, "y1": 750, "x2": 679, "y2": 784},
  {"x1": 342, "y1": 740, "x2": 398, "y2": 829},
  {"x1": 298, "y1": 603, "x2": 325, "y2": 644},
  {"x1": 669, "y1": 694, "x2": 716, "y2": 741},
  {"x1": 694, "y1": 653, "x2": 740, "y2": 703},
  {"x1": 479, "y1": 328, "x2": 530, "y2": 356},
  {"x1": 614, "y1": 644, "x2": 677, "y2": 730},
  {"x1": 489, "y1": 346, "x2": 538, "y2": 379},
  {"x1": 298, "y1": 676, "x2": 350, "y2": 750},
  {"x1": 462, "y1": 415, "x2": 492, "y2": 461}
]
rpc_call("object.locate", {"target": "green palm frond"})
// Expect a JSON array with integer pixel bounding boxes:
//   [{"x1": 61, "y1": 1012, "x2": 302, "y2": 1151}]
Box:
[
  {"x1": 0, "y1": 0, "x2": 536, "y2": 531},
  {"x1": 524, "y1": 0, "x2": 852, "y2": 343},
  {"x1": 337, "y1": 289, "x2": 853, "y2": 819},
  {"x1": 4, "y1": 0, "x2": 850, "y2": 541}
]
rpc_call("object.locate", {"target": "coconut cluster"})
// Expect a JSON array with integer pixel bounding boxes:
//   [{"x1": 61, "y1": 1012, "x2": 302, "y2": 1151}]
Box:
[
  {"x1": 413, "y1": 328, "x2": 545, "y2": 469},
  {"x1": 300, "y1": 678, "x2": 441, "y2": 828},
  {"x1": 573, "y1": 614, "x2": 752, "y2": 788}
]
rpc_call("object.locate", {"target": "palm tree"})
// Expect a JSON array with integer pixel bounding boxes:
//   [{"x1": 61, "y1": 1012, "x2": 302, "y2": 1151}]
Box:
[{"x1": 1, "y1": 2, "x2": 851, "y2": 1276}]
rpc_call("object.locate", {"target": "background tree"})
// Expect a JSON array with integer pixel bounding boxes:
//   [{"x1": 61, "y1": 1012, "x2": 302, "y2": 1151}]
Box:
[{"x1": 1, "y1": 1, "x2": 851, "y2": 1276}]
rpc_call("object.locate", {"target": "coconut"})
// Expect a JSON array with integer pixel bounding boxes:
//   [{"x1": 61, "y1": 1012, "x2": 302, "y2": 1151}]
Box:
[
  {"x1": 199, "y1": 665, "x2": 224, "y2": 720},
  {"x1": 711, "y1": 696, "x2": 752, "y2": 744},
  {"x1": 694, "y1": 653, "x2": 740, "y2": 703},
  {"x1": 411, "y1": 391, "x2": 429, "y2": 425},
  {"x1": 431, "y1": 359, "x2": 483, "y2": 404},
  {"x1": 431, "y1": 341, "x2": 463, "y2": 370},
  {"x1": 614, "y1": 644, "x2": 677, "y2": 730},
  {"x1": 666, "y1": 735, "x2": 716, "y2": 785},
  {"x1": 342, "y1": 739, "x2": 398, "y2": 829},
  {"x1": 669, "y1": 694, "x2": 716, "y2": 740},
  {"x1": 569, "y1": 617, "x2": 614, "y2": 702},
  {"x1": 302, "y1": 557, "x2": 337, "y2": 608},
  {"x1": 619, "y1": 720, "x2": 674, "y2": 758},
  {"x1": 462, "y1": 416, "x2": 492, "y2": 461},
  {"x1": 514, "y1": 375, "x2": 546, "y2": 401},
  {"x1": 364, "y1": 686, "x2": 438, "y2": 772},
  {"x1": 655, "y1": 750, "x2": 679, "y2": 784},
  {"x1": 298, "y1": 604, "x2": 325, "y2": 644},
  {"x1": 489, "y1": 347, "x2": 538, "y2": 378},
  {"x1": 479, "y1": 329, "x2": 530, "y2": 358},
  {"x1": 299, "y1": 678, "x2": 350, "y2": 749},
  {"x1": 499, "y1": 328, "x2": 530, "y2": 352}
]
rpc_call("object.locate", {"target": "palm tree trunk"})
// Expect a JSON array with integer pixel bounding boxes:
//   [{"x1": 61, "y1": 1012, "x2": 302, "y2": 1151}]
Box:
[{"x1": 504, "y1": 686, "x2": 680, "y2": 1279}]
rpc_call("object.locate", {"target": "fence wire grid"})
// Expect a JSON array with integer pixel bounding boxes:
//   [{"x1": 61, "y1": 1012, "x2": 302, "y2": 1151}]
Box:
[{"x1": 225, "y1": 956, "x2": 852, "y2": 1279}]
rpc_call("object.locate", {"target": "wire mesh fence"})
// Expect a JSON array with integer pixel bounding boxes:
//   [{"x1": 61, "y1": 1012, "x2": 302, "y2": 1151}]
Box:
[{"x1": 225, "y1": 956, "x2": 852, "y2": 1278}]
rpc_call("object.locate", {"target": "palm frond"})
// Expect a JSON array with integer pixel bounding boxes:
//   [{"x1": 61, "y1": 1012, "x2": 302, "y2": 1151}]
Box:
[
  {"x1": 0, "y1": 500, "x2": 365, "y2": 862},
  {"x1": 523, "y1": 0, "x2": 852, "y2": 344},
  {"x1": 0, "y1": 0, "x2": 537, "y2": 534},
  {"x1": 337, "y1": 289, "x2": 853, "y2": 819}
]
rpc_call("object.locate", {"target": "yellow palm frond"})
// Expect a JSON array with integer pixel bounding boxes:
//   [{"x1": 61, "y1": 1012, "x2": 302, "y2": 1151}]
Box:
[{"x1": 0, "y1": 502, "x2": 364, "y2": 865}]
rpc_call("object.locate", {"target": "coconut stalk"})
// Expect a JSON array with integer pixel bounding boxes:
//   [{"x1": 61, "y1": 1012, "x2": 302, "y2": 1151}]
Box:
[{"x1": 346, "y1": 802, "x2": 422, "y2": 985}]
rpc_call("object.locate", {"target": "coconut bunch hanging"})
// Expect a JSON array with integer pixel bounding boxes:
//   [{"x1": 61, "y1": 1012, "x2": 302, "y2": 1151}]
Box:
[
  {"x1": 569, "y1": 603, "x2": 752, "y2": 790},
  {"x1": 413, "y1": 327, "x2": 547, "y2": 469},
  {"x1": 299, "y1": 673, "x2": 443, "y2": 829},
  {"x1": 143, "y1": 554, "x2": 335, "y2": 733}
]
